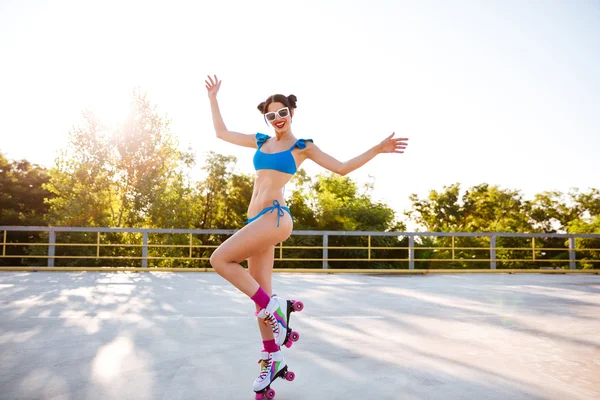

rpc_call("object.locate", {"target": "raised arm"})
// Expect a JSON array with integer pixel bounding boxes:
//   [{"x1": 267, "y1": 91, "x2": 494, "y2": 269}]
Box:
[
  {"x1": 304, "y1": 132, "x2": 408, "y2": 176},
  {"x1": 205, "y1": 75, "x2": 257, "y2": 149}
]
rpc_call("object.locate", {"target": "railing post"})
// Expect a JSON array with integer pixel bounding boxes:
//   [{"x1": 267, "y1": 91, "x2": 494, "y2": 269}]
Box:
[
  {"x1": 142, "y1": 232, "x2": 148, "y2": 268},
  {"x1": 322, "y1": 234, "x2": 328, "y2": 270},
  {"x1": 279, "y1": 242, "x2": 283, "y2": 260},
  {"x1": 490, "y1": 236, "x2": 496, "y2": 270},
  {"x1": 569, "y1": 237, "x2": 576, "y2": 270},
  {"x1": 48, "y1": 229, "x2": 55, "y2": 267},
  {"x1": 368, "y1": 235, "x2": 371, "y2": 261},
  {"x1": 2, "y1": 230, "x2": 6, "y2": 257},
  {"x1": 409, "y1": 235, "x2": 414, "y2": 270}
]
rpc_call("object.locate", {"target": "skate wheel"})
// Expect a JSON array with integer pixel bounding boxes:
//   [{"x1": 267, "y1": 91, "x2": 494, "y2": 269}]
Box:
[
  {"x1": 266, "y1": 388, "x2": 276, "y2": 399},
  {"x1": 255, "y1": 394, "x2": 264, "y2": 400},
  {"x1": 292, "y1": 301, "x2": 304, "y2": 312},
  {"x1": 290, "y1": 331, "x2": 300, "y2": 342},
  {"x1": 284, "y1": 340, "x2": 293, "y2": 348},
  {"x1": 285, "y1": 371, "x2": 296, "y2": 381}
]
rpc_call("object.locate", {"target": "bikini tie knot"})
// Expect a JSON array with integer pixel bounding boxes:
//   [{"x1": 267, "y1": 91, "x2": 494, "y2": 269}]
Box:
[{"x1": 269, "y1": 200, "x2": 286, "y2": 227}]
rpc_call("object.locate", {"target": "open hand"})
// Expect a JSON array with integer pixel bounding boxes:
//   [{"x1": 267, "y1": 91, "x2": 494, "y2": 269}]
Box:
[
  {"x1": 378, "y1": 132, "x2": 408, "y2": 154},
  {"x1": 205, "y1": 75, "x2": 221, "y2": 98}
]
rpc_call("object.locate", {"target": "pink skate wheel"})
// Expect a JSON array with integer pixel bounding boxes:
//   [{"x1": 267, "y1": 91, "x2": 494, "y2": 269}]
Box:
[
  {"x1": 255, "y1": 394, "x2": 264, "y2": 400},
  {"x1": 285, "y1": 371, "x2": 296, "y2": 381},
  {"x1": 266, "y1": 388, "x2": 276, "y2": 399},
  {"x1": 292, "y1": 301, "x2": 304, "y2": 312},
  {"x1": 284, "y1": 340, "x2": 293, "y2": 348},
  {"x1": 290, "y1": 331, "x2": 300, "y2": 342}
]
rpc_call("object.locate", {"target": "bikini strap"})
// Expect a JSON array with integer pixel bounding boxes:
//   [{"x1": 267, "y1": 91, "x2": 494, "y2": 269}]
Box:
[
  {"x1": 289, "y1": 138, "x2": 314, "y2": 150},
  {"x1": 256, "y1": 133, "x2": 270, "y2": 149}
]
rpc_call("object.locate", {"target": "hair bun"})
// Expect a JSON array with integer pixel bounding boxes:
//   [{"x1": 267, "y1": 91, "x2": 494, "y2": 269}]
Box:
[
  {"x1": 257, "y1": 101, "x2": 266, "y2": 113},
  {"x1": 287, "y1": 94, "x2": 297, "y2": 108}
]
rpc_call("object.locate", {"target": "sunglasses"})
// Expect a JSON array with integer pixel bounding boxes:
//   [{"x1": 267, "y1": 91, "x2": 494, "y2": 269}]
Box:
[{"x1": 264, "y1": 107, "x2": 291, "y2": 122}]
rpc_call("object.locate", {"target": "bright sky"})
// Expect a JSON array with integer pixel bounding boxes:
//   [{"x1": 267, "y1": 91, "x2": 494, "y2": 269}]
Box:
[{"x1": 1, "y1": 0, "x2": 599, "y2": 227}]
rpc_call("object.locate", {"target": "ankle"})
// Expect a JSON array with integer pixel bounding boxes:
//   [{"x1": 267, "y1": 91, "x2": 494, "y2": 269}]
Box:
[
  {"x1": 263, "y1": 339, "x2": 280, "y2": 353},
  {"x1": 251, "y1": 287, "x2": 271, "y2": 309}
]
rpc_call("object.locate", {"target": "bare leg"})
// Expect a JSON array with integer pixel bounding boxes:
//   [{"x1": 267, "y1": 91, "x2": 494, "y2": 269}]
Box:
[
  {"x1": 248, "y1": 245, "x2": 276, "y2": 342},
  {"x1": 209, "y1": 210, "x2": 291, "y2": 298}
]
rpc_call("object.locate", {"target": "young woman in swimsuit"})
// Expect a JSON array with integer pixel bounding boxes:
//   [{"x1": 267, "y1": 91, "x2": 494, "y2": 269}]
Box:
[{"x1": 205, "y1": 74, "x2": 408, "y2": 398}]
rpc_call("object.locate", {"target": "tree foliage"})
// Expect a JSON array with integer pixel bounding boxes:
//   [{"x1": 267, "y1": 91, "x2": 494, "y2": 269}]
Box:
[
  {"x1": 407, "y1": 183, "x2": 599, "y2": 269},
  {"x1": 45, "y1": 89, "x2": 191, "y2": 228},
  {"x1": 0, "y1": 153, "x2": 53, "y2": 266}
]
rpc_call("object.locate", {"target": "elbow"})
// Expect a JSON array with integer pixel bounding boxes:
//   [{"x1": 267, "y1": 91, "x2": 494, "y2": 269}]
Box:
[{"x1": 215, "y1": 129, "x2": 227, "y2": 139}]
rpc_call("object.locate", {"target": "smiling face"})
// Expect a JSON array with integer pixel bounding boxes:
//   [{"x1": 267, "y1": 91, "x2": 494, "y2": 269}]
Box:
[{"x1": 265, "y1": 101, "x2": 293, "y2": 133}]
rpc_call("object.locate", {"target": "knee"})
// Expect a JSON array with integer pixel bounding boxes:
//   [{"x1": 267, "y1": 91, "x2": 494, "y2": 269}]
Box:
[{"x1": 209, "y1": 250, "x2": 224, "y2": 274}]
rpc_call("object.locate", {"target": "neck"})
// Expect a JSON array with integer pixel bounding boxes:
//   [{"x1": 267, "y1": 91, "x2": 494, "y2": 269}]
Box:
[{"x1": 275, "y1": 128, "x2": 293, "y2": 141}]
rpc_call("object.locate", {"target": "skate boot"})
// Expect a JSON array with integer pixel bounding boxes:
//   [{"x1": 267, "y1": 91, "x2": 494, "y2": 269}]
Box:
[
  {"x1": 256, "y1": 295, "x2": 304, "y2": 348},
  {"x1": 253, "y1": 350, "x2": 296, "y2": 400}
]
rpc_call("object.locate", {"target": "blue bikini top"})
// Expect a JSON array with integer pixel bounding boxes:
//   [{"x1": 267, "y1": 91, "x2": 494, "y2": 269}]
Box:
[{"x1": 253, "y1": 133, "x2": 313, "y2": 175}]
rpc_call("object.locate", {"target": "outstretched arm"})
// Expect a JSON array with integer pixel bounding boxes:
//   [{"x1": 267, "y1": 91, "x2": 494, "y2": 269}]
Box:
[
  {"x1": 205, "y1": 75, "x2": 257, "y2": 149},
  {"x1": 304, "y1": 133, "x2": 408, "y2": 176}
]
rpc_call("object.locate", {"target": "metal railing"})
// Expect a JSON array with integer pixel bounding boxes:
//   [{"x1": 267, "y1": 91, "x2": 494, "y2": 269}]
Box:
[{"x1": 1, "y1": 226, "x2": 599, "y2": 270}]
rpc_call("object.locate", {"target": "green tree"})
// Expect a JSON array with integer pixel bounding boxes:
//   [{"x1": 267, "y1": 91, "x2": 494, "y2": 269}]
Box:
[
  {"x1": 41, "y1": 89, "x2": 193, "y2": 266},
  {"x1": 0, "y1": 153, "x2": 52, "y2": 226},
  {"x1": 407, "y1": 183, "x2": 535, "y2": 268},
  {"x1": 0, "y1": 153, "x2": 53, "y2": 266},
  {"x1": 568, "y1": 216, "x2": 600, "y2": 269},
  {"x1": 44, "y1": 111, "x2": 115, "y2": 227},
  {"x1": 113, "y1": 90, "x2": 190, "y2": 227},
  {"x1": 283, "y1": 172, "x2": 402, "y2": 269},
  {"x1": 566, "y1": 189, "x2": 600, "y2": 269},
  {"x1": 197, "y1": 152, "x2": 238, "y2": 230},
  {"x1": 45, "y1": 89, "x2": 190, "y2": 228}
]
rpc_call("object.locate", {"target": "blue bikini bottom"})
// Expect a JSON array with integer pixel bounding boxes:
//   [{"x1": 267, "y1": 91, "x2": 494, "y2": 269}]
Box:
[{"x1": 246, "y1": 200, "x2": 292, "y2": 227}]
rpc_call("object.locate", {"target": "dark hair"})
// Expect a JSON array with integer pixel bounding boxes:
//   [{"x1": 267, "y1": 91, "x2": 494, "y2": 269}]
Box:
[{"x1": 257, "y1": 94, "x2": 297, "y2": 114}]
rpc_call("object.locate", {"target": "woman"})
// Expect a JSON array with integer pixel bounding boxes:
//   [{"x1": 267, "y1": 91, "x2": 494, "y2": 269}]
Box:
[{"x1": 205, "y1": 74, "x2": 408, "y2": 398}]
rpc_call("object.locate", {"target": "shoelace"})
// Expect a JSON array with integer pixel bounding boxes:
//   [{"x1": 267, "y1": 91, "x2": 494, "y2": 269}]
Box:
[
  {"x1": 258, "y1": 357, "x2": 273, "y2": 379},
  {"x1": 262, "y1": 312, "x2": 280, "y2": 335}
]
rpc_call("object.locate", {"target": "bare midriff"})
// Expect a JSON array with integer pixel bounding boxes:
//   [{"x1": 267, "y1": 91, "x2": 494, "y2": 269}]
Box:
[{"x1": 247, "y1": 169, "x2": 295, "y2": 218}]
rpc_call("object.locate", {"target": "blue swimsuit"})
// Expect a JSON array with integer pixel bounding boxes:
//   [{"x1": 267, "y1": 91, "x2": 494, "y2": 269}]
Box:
[{"x1": 246, "y1": 133, "x2": 313, "y2": 226}]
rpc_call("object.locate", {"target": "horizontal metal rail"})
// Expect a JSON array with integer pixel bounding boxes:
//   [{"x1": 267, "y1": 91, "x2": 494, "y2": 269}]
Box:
[{"x1": 1, "y1": 226, "x2": 599, "y2": 270}]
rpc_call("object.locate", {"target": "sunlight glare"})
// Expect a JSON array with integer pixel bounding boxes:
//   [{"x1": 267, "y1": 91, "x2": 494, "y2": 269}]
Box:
[{"x1": 89, "y1": 87, "x2": 131, "y2": 128}]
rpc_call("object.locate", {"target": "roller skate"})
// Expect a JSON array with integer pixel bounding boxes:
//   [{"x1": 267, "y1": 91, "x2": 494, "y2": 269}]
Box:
[
  {"x1": 253, "y1": 350, "x2": 296, "y2": 399},
  {"x1": 256, "y1": 295, "x2": 304, "y2": 348}
]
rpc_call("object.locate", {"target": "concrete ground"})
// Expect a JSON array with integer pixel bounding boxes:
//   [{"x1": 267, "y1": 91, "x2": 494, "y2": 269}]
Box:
[{"x1": 0, "y1": 271, "x2": 599, "y2": 400}]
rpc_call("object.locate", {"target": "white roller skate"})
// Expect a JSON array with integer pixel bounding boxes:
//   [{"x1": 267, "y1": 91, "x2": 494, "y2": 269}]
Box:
[
  {"x1": 253, "y1": 350, "x2": 295, "y2": 400},
  {"x1": 256, "y1": 295, "x2": 304, "y2": 348}
]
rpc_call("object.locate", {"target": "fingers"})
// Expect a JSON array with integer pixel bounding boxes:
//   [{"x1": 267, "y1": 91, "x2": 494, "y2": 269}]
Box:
[
  {"x1": 379, "y1": 135, "x2": 409, "y2": 154},
  {"x1": 205, "y1": 74, "x2": 220, "y2": 88}
]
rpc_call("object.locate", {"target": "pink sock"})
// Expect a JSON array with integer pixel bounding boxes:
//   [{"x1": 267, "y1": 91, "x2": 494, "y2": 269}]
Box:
[
  {"x1": 263, "y1": 339, "x2": 279, "y2": 353},
  {"x1": 251, "y1": 287, "x2": 271, "y2": 309}
]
